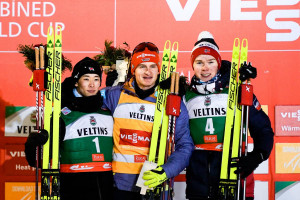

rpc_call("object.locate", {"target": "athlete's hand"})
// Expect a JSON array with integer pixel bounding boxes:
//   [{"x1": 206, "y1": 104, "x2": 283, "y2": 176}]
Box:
[
  {"x1": 215, "y1": 60, "x2": 231, "y2": 92},
  {"x1": 239, "y1": 62, "x2": 257, "y2": 82},
  {"x1": 159, "y1": 75, "x2": 188, "y2": 97},
  {"x1": 105, "y1": 70, "x2": 118, "y2": 87},
  {"x1": 143, "y1": 166, "x2": 168, "y2": 188},
  {"x1": 231, "y1": 151, "x2": 264, "y2": 179},
  {"x1": 25, "y1": 129, "x2": 48, "y2": 167}
]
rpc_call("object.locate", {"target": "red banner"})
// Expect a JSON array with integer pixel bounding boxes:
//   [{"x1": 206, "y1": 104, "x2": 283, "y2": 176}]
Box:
[{"x1": 4, "y1": 144, "x2": 35, "y2": 176}]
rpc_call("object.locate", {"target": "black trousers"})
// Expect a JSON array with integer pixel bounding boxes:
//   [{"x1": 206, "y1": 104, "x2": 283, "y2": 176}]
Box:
[
  {"x1": 60, "y1": 171, "x2": 113, "y2": 200},
  {"x1": 186, "y1": 150, "x2": 223, "y2": 199},
  {"x1": 113, "y1": 187, "x2": 143, "y2": 200}
]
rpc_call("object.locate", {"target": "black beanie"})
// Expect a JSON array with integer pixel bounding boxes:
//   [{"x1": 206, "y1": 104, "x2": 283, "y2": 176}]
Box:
[{"x1": 72, "y1": 57, "x2": 102, "y2": 81}]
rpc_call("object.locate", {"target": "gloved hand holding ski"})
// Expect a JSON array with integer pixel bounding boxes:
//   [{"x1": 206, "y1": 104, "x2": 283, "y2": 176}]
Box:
[
  {"x1": 239, "y1": 62, "x2": 257, "y2": 82},
  {"x1": 25, "y1": 129, "x2": 49, "y2": 167},
  {"x1": 231, "y1": 151, "x2": 265, "y2": 179},
  {"x1": 143, "y1": 166, "x2": 168, "y2": 188},
  {"x1": 215, "y1": 60, "x2": 231, "y2": 92},
  {"x1": 159, "y1": 75, "x2": 188, "y2": 97}
]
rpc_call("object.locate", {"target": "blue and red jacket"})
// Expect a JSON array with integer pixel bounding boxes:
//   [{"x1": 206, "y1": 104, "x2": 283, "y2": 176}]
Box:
[{"x1": 103, "y1": 78, "x2": 194, "y2": 192}]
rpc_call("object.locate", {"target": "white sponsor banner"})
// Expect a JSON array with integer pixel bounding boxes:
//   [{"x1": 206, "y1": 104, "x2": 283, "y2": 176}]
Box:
[{"x1": 5, "y1": 106, "x2": 37, "y2": 137}]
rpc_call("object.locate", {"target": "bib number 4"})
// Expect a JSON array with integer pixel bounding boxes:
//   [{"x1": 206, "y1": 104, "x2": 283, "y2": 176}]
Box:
[{"x1": 205, "y1": 118, "x2": 215, "y2": 134}]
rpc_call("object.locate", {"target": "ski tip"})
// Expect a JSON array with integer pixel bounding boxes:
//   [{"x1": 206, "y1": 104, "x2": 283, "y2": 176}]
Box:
[
  {"x1": 55, "y1": 26, "x2": 63, "y2": 37},
  {"x1": 241, "y1": 38, "x2": 248, "y2": 48},
  {"x1": 233, "y1": 38, "x2": 240, "y2": 47},
  {"x1": 47, "y1": 26, "x2": 54, "y2": 36},
  {"x1": 164, "y1": 40, "x2": 171, "y2": 50},
  {"x1": 171, "y1": 41, "x2": 179, "y2": 51}
]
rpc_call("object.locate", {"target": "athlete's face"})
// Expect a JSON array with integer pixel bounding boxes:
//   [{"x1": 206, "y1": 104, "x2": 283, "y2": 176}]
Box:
[
  {"x1": 134, "y1": 62, "x2": 159, "y2": 90},
  {"x1": 193, "y1": 54, "x2": 219, "y2": 82},
  {"x1": 75, "y1": 74, "x2": 101, "y2": 97}
]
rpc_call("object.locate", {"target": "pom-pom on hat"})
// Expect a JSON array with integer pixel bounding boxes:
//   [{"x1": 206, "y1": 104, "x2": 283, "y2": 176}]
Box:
[
  {"x1": 191, "y1": 31, "x2": 222, "y2": 69},
  {"x1": 72, "y1": 57, "x2": 102, "y2": 82},
  {"x1": 131, "y1": 42, "x2": 160, "y2": 74}
]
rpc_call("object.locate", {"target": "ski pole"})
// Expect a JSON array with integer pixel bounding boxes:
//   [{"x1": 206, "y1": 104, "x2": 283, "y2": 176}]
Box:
[
  {"x1": 34, "y1": 47, "x2": 40, "y2": 200},
  {"x1": 239, "y1": 76, "x2": 253, "y2": 200},
  {"x1": 33, "y1": 45, "x2": 47, "y2": 200},
  {"x1": 164, "y1": 72, "x2": 181, "y2": 200}
]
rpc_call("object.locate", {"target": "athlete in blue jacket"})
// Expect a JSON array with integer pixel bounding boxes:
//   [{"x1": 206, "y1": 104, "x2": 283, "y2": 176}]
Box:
[
  {"x1": 103, "y1": 42, "x2": 194, "y2": 200},
  {"x1": 183, "y1": 31, "x2": 274, "y2": 200}
]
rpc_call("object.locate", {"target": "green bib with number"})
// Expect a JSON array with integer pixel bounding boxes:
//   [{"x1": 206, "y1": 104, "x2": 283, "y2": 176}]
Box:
[
  {"x1": 184, "y1": 89, "x2": 228, "y2": 151},
  {"x1": 60, "y1": 108, "x2": 113, "y2": 172}
]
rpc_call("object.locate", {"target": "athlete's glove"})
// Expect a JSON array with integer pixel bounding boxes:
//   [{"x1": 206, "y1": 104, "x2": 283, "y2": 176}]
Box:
[
  {"x1": 143, "y1": 166, "x2": 168, "y2": 188},
  {"x1": 231, "y1": 151, "x2": 265, "y2": 179},
  {"x1": 215, "y1": 60, "x2": 231, "y2": 92},
  {"x1": 159, "y1": 75, "x2": 188, "y2": 97},
  {"x1": 105, "y1": 70, "x2": 118, "y2": 86},
  {"x1": 25, "y1": 129, "x2": 49, "y2": 167},
  {"x1": 239, "y1": 62, "x2": 257, "y2": 82}
]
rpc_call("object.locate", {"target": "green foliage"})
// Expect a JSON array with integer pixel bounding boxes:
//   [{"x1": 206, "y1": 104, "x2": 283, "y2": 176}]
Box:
[
  {"x1": 18, "y1": 44, "x2": 72, "y2": 72},
  {"x1": 94, "y1": 40, "x2": 131, "y2": 66}
]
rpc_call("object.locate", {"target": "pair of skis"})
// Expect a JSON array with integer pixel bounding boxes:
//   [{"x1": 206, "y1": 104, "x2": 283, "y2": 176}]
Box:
[
  {"x1": 33, "y1": 25, "x2": 62, "y2": 200},
  {"x1": 219, "y1": 38, "x2": 253, "y2": 200},
  {"x1": 136, "y1": 40, "x2": 180, "y2": 199}
]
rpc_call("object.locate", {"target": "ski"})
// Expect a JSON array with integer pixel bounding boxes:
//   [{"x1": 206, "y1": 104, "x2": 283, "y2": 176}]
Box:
[
  {"x1": 41, "y1": 26, "x2": 54, "y2": 200},
  {"x1": 157, "y1": 42, "x2": 178, "y2": 166},
  {"x1": 232, "y1": 39, "x2": 248, "y2": 200},
  {"x1": 40, "y1": 25, "x2": 62, "y2": 200},
  {"x1": 219, "y1": 38, "x2": 248, "y2": 200},
  {"x1": 51, "y1": 25, "x2": 62, "y2": 200},
  {"x1": 148, "y1": 40, "x2": 172, "y2": 164}
]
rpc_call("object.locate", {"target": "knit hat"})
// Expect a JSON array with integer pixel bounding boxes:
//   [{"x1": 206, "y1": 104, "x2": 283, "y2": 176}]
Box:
[
  {"x1": 72, "y1": 57, "x2": 102, "y2": 81},
  {"x1": 131, "y1": 43, "x2": 160, "y2": 74},
  {"x1": 191, "y1": 31, "x2": 222, "y2": 69}
]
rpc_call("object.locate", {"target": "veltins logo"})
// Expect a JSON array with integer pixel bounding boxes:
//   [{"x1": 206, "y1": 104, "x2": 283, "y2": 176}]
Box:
[
  {"x1": 275, "y1": 143, "x2": 300, "y2": 173},
  {"x1": 139, "y1": 105, "x2": 145, "y2": 113},
  {"x1": 90, "y1": 116, "x2": 97, "y2": 126}
]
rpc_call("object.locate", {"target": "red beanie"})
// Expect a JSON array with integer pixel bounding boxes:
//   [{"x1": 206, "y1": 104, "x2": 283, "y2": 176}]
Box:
[
  {"x1": 191, "y1": 31, "x2": 222, "y2": 69},
  {"x1": 131, "y1": 47, "x2": 160, "y2": 74}
]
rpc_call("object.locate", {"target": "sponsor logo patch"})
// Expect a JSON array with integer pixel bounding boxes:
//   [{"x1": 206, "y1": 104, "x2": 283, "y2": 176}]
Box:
[
  {"x1": 61, "y1": 107, "x2": 71, "y2": 115},
  {"x1": 204, "y1": 96, "x2": 211, "y2": 106},
  {"x1": 119, "y1": 129, "x2": 151, "y2": 147},
  {"x1": 139, "y1": 105, "x2": 145, "y2": 113},
  {"x1": 92, "y1": 154, "x2": 104, "y2": 161},
  {"x1": 90, "y1": 116, "x2": 97, "y2": 126},
  {"x1": 134, "y1": 155, "x2": 147, "y2": 163},
  {"x1": 204, "y1": 135, "x2": 217, "y2": 143}
]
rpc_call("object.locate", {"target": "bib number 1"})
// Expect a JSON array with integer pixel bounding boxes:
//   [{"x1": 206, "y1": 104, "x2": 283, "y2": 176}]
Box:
[{"x1": 92, "y1": 137, "x2": 101, "y2": 153}]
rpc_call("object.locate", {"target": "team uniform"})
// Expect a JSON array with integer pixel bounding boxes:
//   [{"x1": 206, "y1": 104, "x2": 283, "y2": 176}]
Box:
[
  {"x1": 25, "y1": 57, "x2": 114, "y2": 200},
  {"x1": 103, "y1": 78, "x2": 194, "y2": 193},
  {"x1": 183, "y1": 62, "x2": 274, "y2": 199},
  {"x1": 59, "y1": 77, "x2": 114, "y2": 200}
]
